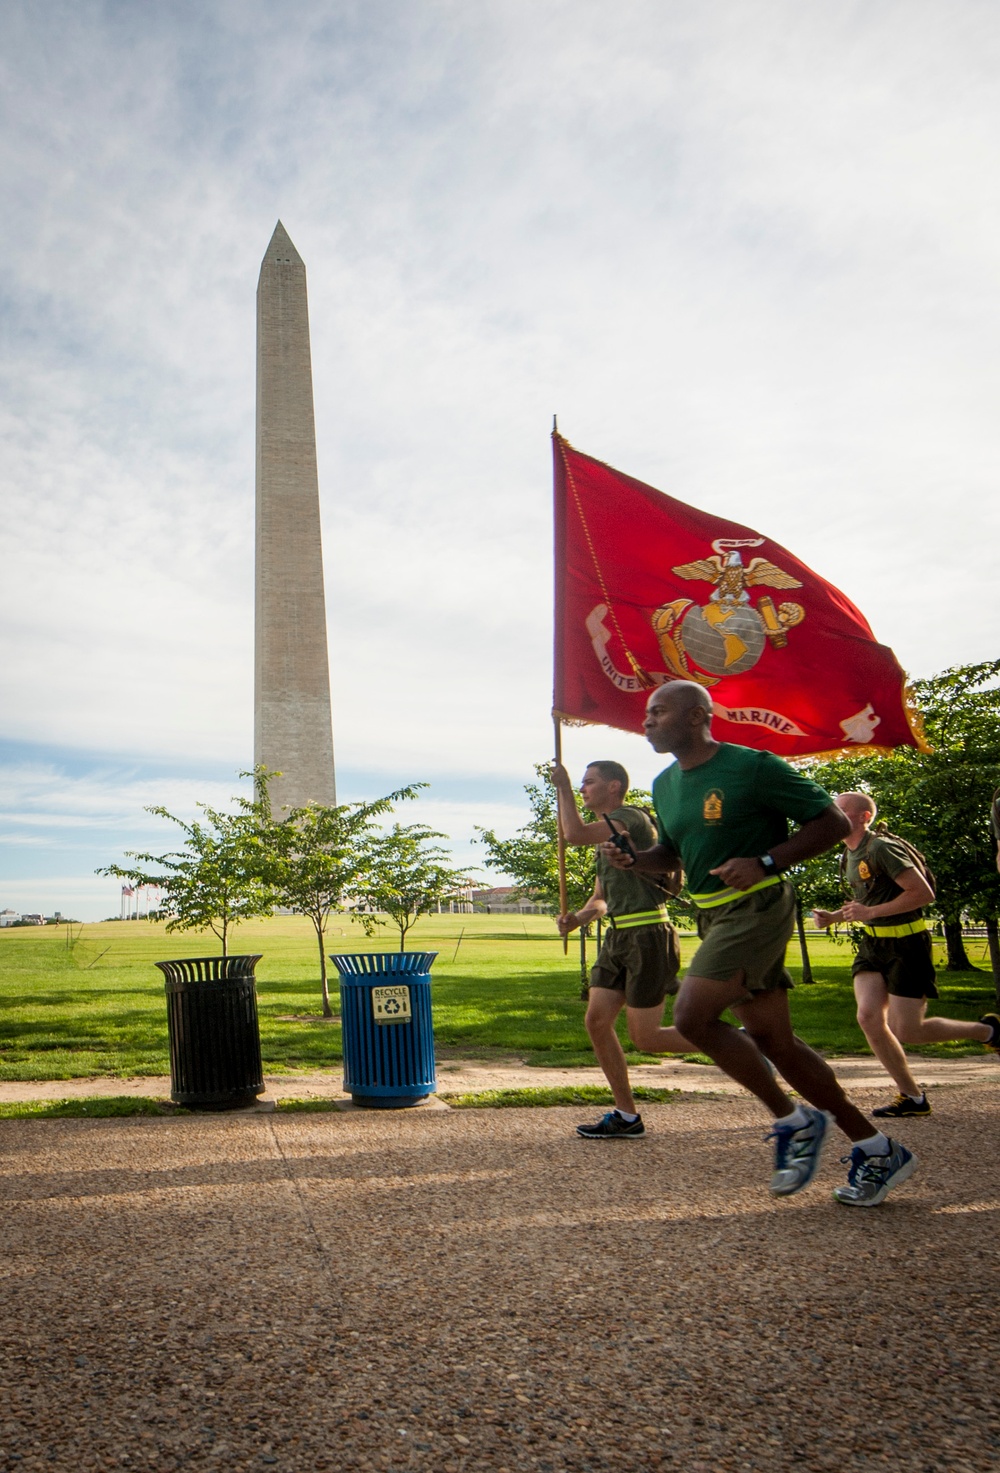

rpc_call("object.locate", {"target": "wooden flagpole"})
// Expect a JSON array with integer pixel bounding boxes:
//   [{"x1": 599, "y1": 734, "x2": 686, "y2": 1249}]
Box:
[
  {"x1": 552, "y1": 415, "x2": 570, "y2": 956},
  {"x1": 553, "y1": 713, "x2": 569, "y2": 954}
]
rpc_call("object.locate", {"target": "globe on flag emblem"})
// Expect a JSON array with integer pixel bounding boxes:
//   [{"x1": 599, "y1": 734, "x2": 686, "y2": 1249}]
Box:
[{"x1": 680, "y1": 604, "x2": 766, "y2": 677}]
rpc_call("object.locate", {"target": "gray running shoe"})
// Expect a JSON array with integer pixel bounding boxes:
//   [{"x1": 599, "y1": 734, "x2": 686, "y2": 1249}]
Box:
[
  {"x1": 833, "y1": 1139, "x2": 917, "y2": 1207},
  {"x1": 767, "y1": 1106, "x2": 830, "y2": 1196}
]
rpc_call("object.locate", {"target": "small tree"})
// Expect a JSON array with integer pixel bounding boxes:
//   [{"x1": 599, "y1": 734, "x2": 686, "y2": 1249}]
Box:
[
  {"x1": 97, "y1": 794, "x2": 275, "y2": 957},
  {"x1": 475, "y1": 764, "x2": 601, "y2": 914},
  {"x1": 357, "y1": 824, "x2": 474, "y2": 951},
  {"x1": 257, "y1": 776, "x2": 424, "y2": 1016}
]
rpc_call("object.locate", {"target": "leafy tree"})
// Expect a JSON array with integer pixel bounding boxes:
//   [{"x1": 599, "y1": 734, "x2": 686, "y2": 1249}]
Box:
[
  {"x1": 785, "y1": 848, "x2": 848, "y2": 984},
  {"x1": 475, "y1": 765, "x2": 603, "y2": 914},
  {"x1": 97, "y1": 792, "x2": 275, "y2": 957},
  {"x1": 476, "y1": 763, "x2": 691, "y2": 926},
  {"x1": 256, "y1": 774, "x2": 424, "y2": 1016},
  {"x1": 800, "y1": 661, "x2": 1000, "y2": 988},
  {"x1": 355, "y1": 823, "x2": 474, "y2": 952}
]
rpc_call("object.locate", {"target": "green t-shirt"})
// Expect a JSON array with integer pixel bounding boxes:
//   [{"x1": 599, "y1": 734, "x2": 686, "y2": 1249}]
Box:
[
  {"x1": 844, "y1": 831, "x2": 923, "y2": 924},
  {"x1": 651, "y1": 744, "x2": 832, "y2": 899},
  {"x1": 595, "y1": 805, "x2": 670, "y2": 917}
]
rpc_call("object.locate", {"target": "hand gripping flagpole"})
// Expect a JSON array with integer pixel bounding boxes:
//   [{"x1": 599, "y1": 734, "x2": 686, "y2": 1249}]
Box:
[{"x1": 552, "y1": 416, "x2": 569, "y2": 954}]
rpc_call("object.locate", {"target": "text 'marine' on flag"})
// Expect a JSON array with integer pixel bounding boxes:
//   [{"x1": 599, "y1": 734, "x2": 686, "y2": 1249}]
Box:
[{"x1": 552, "y1": 434, "x2": 925, "y2": 757}]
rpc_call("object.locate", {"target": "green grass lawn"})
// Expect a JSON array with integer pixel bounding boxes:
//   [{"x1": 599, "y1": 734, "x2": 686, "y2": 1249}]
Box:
[{"x1": 0, "y1": 913, "x2": 996, "y2": 1082}]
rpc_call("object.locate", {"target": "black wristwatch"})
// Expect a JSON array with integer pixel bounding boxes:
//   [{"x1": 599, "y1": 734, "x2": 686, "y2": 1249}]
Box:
[{"x1": 758, "y1": 853, "x2": 783, "y2": 877}]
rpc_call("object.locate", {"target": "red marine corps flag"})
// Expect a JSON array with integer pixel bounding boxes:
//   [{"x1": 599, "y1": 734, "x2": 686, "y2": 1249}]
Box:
[{"x1": 553, "y1": 432, "x2": 926, "y2": 757}]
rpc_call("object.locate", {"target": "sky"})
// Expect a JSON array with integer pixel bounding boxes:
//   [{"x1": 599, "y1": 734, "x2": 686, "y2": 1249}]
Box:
[{"x1": 2, "y1": 1, "x2": 999, "y2": 920}]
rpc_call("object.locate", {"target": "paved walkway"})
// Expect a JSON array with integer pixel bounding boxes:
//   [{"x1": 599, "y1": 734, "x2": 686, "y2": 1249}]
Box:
[
  {"x1": 0, "y1": 1052, "x2": 997, "y2": 1103},
  {"x1": 0, "y1": 1085, "x2": 997, "y2": 1472}
]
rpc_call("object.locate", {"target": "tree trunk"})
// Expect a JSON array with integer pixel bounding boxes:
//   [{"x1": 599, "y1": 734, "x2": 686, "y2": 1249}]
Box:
[
  {"x1": 943, "y1": 918, "x2": 977, "y2": 971},
  {"x1": 317, "y1": 922, "x2": 332, "y2": 1017},
  {"x1": 986, "y1": 918, "x2": 1000, "y2": 1003},
  {"x1": 795, "y1": 901, "x2": 814, "y2": 984}
]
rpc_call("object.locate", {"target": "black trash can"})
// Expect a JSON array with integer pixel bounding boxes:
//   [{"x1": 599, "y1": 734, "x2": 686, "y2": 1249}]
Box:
[
  {"x1": 330, "y1": 951, "x2": 437, "y2": 1108},
  {"x1": 155, "y1": 955, "x2": 265, "y2": 1110}
]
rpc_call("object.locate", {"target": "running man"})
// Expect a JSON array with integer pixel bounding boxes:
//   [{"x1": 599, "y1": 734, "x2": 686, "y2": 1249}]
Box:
[
  {"x1": 602, "y1": 681, "x2": 917, "y2": 1207},
  {"x1": 812, "y1": 792, "x2": 1000, "y2": 1117},
  {"x1": 551, "y1": 760, "x2": 692, "y2": 1139}
]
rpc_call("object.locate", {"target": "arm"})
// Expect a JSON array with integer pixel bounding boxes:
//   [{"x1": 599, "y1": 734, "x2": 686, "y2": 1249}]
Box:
[
  {"x1": 550, "y1": 764, "x2": 619, "y2": 845},
  {"x1": 815, "y1": 864, "x2": 934, "y2": 928},
  {"x1": 557, "y1": 877, "x2": 607, "y2": 938},
  {"x1": 710, "y1": 802, "x2": 851, "y2": 893},
  {"x1": 598, "y1": 839, "x2": 683, "y2": 894}
]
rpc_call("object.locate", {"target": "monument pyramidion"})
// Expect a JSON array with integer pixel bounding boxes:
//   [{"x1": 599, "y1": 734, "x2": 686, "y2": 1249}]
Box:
[{"x1": 254, "y1": 221, "x2": 337, "y2": 811}]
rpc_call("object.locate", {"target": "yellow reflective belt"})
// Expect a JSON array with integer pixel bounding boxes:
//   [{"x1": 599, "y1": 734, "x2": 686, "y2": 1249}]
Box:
[
  {"x1": 689, "y1": 875, "x2": 783, "y2": 910},
  {"x1": 862, "y1": 918, "x2": 928, "y2": 938},
  {"x1": 610, "y1": 907, "x2": 670, "y2": 930}
]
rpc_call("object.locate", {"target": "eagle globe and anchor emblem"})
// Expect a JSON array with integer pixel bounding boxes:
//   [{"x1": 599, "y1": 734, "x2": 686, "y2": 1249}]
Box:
[{"x1": 652, "y1": 538, "x2": 806, "y2": 685}]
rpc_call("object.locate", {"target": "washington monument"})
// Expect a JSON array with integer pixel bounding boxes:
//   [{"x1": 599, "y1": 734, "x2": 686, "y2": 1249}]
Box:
[{"x1": 254, "y1": 221, "x2": 336, "y2": 811}]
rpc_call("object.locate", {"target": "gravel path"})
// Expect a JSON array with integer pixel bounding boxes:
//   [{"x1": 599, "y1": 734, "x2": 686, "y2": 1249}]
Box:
[
  {"x1": 0, "y1": 1053, "x2": 997, "y2": 1102},
  {"x1": 1, "y1": 1085, "x2": 997, "y2": 1472}
]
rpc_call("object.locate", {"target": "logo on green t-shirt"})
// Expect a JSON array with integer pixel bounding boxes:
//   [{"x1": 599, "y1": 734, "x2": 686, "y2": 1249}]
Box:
[{"x1": 703, "y1": 790, "x2": 724, "y2": 824}]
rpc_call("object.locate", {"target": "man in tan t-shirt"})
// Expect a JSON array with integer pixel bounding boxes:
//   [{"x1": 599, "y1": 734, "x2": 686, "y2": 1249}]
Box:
[
  {"x1": 552, "y1": 760, "x2": 692, "y2": 1138},
  {"x1": 813, "y1": 791, "x2": 1000, "y2": 1117}
]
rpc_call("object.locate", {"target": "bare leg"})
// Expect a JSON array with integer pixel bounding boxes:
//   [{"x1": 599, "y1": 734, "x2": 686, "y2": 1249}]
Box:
[
  {"x1": 854, "y1": 972, "x2": 922, "y2": 1097},
  {"x1": 888, "y1": 995, "x2": 991, "y2": 1046},
  {"x1": 626, "y1": 1005, "x2": 695, "y2": 1057},
  {"x1": 734, "y1": 986, "x2": 876, "y2": 1144},
  {"x1": 585, "y1": 987, "x2": 635, "y2": 1114},
  {"x1": 672, "y1": 974, "x2": 794, "y2": 1117}
]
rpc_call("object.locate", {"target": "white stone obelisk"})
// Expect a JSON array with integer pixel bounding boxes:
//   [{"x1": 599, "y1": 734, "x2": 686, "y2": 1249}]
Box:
[{"x1": 254, "y1": 221, "x2": 336, "y2": 810}]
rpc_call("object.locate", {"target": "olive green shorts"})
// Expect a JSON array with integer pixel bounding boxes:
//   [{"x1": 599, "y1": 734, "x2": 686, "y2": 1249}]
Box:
[
  {"x1": 688, "y1": 881, "x2": 796, "y2": 993},
  {"x1": 852, "y1": 931, "x2": 938, "y2": 1000},
  {"x1": 590, "y1": 923, "x2": 682, "y2": 1009}
]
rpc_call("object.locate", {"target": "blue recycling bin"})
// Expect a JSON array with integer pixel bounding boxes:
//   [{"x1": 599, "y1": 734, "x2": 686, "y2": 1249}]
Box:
[{"x1": 330, "y1": 951, "x2": 437, "y2": 1108}]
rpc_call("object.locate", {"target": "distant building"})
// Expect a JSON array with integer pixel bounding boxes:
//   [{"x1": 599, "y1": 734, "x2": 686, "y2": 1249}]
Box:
[
  {"x1": 0, "y1": 909, "x2": 19, "y2": 927},
  {"x1": 19, "y1": 914, "x2": 44, "y2": 926},
  {"x1": 471, "y1": 887, "x2": 548, "y2": 915}
]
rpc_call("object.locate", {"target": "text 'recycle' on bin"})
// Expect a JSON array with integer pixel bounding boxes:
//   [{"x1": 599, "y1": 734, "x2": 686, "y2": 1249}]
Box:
[{"x1": 371, "y1": 985, "x2": 412, "y2": 1023}]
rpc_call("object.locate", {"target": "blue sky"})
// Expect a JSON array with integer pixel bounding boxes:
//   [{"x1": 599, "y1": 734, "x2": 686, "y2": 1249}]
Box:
[{"x1": 2, "y1": 2, "x2": 999, "y2": 918}]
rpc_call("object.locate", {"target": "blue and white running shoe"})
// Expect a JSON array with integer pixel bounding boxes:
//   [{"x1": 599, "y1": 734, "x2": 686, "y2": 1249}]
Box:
[
  {"x1": 767, "y1": 1106, "x2": 830, "y2": 1196},
  {"x1": 833, "y1": 1139, "x2": 917, "y2": 1207}
]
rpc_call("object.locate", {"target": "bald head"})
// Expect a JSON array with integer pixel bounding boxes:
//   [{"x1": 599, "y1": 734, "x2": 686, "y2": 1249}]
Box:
[
  {"x1": 647, "y1": 680, "x2": 713, "y2": 717},
  {"x1": 835, "y1": 791, "x2": 877, "y2": 837},
  {"x1": 836, "y1": 791, "x2": 876, "y2": 822},
  {"x1": 644, "y1": 680, "x2": 715, "y2": 757}
]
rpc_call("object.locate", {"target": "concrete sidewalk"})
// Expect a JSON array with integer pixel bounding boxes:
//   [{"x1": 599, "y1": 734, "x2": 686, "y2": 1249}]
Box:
[
  {"x1": 1, "y1": 1086, "x2": 997, "y2": 1472},
  {"x1": 0, "y1": 1051, "x2": 997, "y2": 1103}
]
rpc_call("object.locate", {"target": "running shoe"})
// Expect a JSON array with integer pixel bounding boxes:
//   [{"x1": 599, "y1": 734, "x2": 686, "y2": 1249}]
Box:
[
  {"x1": 833, "y1": 1139, "x2": 917, "y2": 1208},
  {"x1": 979, "y1": 1013, "x2": 1000, "y2": 1052},
  {"x1": 767, "y1": 1106, "x2": 830, "y2": 1196},
  {"x1": 873, "y1": 1093, "x2": 931, "y2": 1118},
  {"x1": 576, "y1": 1110, "x2": 645, "y2": 1139}
]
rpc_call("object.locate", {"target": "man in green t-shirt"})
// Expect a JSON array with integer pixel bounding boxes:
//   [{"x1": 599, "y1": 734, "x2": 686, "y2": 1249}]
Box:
[
  {"x1": 552, "y1": 760, "x2": 690, "y2": 1139},
  {"x1": 602, "y1": 680, "x2": 918, "y2": 1208},
  {"x1": 813, "y1": 792, "x2": 1000, "y2": 1117}
]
